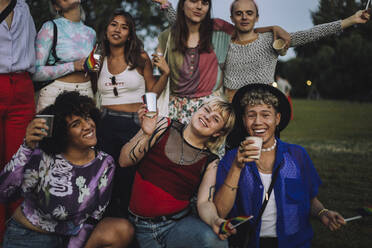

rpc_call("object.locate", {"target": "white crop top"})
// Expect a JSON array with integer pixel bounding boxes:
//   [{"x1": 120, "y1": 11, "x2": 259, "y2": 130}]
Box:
[{"x1": 98, "y1": 57, "x2": 145, "y2": 106}]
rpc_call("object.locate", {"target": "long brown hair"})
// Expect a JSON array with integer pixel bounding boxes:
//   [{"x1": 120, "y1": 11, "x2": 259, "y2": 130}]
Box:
[
  {"x1": 172, "y1": 0, "x2": 214, "y2": 54},
  {"x1": 102, "y1": 10, "x2": 145, "y2": 70}
]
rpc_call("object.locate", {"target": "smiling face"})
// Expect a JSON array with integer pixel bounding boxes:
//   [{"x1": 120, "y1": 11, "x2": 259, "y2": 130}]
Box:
[
  {"x1": 106, "y1": 15, "x2": 130, "y2": 47},
  {"x1": 243, "y1": 104, "x2": 280, "y2": 146},
  {"x1": 183, "y1": 0, "x2": 210, "y2": 24},
  {"x1": 66, "y1": 114, "x2": 97, "y2": 150},
  {"x1": 190, "y1": 103, "x2": 226, "y2": 139},
  {"x1": 230, "y1": 0, "x2": 259, "y2": 34}
]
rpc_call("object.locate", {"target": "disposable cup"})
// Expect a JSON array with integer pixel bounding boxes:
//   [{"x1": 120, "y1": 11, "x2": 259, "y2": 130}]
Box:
[
  {"x1": 142, "y1": 92, "x2": 157, "y2": 117},
  {"x1": 35, "y1": 115, "x2": 54, "y2": 137},
  {"x1": 273, "y1": 38, "x2": 287, "y2": 56},
  {"x1": 245, "y1": 136, "x2": 263, "y2": 160}
]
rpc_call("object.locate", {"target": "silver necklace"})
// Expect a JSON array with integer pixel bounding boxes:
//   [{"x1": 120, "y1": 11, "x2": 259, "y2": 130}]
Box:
[
  {"x1": 179, "y1": 132, "x2": 204, "y2": 166},
  {"x1": 261, "y1": 139, "x2": 277, "y2": 152}
]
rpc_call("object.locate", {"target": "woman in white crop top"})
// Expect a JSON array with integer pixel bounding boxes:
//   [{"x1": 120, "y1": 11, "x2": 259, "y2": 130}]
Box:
[{"x1": 96, "y1": 9, "x2": 169, "y2": 220}]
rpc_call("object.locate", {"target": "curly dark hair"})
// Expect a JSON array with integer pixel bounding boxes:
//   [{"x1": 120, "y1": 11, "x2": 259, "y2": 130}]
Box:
[{"x1": 38, "y1": 91, "x2": 101, "y2": 155}]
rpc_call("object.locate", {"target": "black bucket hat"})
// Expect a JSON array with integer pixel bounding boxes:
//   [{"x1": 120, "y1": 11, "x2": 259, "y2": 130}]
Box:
[{"x1": 226, "y1": 83, "x2": 291, "y2": 149}]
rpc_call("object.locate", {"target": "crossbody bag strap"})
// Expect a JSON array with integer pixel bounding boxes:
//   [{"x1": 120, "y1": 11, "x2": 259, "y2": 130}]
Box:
[
  {"x1": 50, "y1": 20, "x2": 60, "y2": 64},
  {"x1": 0, "y1": 0, "x2": 16, "y2": 24},
  {"x1": 243, "y1": 163, "x2": 282, "y2": 248},
  {"x1": 257, "y1": 164, "x2": 281, "y2": 220}
]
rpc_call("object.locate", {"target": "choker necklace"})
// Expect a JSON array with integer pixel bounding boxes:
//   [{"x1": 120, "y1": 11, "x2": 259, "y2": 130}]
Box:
[{"x1": 261, "y1": 139, "x2": 277, "y2": 152}]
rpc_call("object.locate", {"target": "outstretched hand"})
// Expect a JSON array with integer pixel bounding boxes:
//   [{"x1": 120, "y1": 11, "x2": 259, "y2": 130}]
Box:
[
  {"x1": 25, "y1": 118, "x2": 49, "y2": 149},
  {"x1": 138, "y1": 104, "x2": 158, "y2": 136},
  {"x1": 342, "y1": 9, "x2": 370, "y2": 29},
  {"x1": 320, "y1": 210, "x2": 346, "y2": 231},
  {"x1": 353, "y1": 9, "x2": 370, "y2": 23}
]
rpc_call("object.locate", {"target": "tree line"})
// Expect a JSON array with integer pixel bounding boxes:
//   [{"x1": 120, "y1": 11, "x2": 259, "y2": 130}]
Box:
[
  {"x1": 27, "y1": 0, "x2": 372, "y2": 101},
  {"x1": 278, "y1": 0, "x2": 372, "y2": 101}
]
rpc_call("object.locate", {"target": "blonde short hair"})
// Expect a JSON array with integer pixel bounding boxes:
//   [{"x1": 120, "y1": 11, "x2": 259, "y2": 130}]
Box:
[{"x1": 202, "y1": 97, "x2": 236, "y2": 154}]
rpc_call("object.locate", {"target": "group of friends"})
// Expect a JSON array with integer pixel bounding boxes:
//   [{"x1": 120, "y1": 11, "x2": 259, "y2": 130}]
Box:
[{"x1": 0, "y1": 0, "x2": 370, "y2": 247}]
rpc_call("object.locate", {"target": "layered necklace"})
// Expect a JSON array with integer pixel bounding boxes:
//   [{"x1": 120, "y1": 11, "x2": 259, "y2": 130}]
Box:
[
  {"x1": 261, "y1": 139, "x2": 277, "y2": 152},
  {"x1": 179, "y1": 129, "x2": 205, "y2": 166}
]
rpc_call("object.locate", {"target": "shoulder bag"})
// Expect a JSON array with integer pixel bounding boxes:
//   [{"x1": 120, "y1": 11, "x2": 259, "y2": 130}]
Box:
[{"x1": 33, "y1": 20, "x2": 60, "y2": 92}]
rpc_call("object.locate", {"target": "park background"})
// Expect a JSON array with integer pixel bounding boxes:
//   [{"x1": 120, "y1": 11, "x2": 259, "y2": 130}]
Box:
[{"x1": 27, "y1": 0, "x2": 372, "y2": 247}]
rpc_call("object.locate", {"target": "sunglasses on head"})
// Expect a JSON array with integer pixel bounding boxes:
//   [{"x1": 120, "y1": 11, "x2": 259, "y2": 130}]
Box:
[{"x1": 110, "y1": 76, "x2": 119, "y2": 96}]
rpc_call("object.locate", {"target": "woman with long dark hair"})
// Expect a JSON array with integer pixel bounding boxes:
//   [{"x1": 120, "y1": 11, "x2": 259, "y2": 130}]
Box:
[
  {"x1": 97, "y1": 9, "x2": 169, "y2": 218},
  {"x1": 155, "y1": 0, "x2": 235, "y2": 123}
]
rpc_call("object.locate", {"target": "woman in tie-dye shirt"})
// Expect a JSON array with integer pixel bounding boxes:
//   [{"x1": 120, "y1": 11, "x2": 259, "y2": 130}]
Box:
[{"x1": 33, "y1": 0, "x2": 96, "y2": 112}]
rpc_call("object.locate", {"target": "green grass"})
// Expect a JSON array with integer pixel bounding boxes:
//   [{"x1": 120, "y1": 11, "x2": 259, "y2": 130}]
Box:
[{"x1": 281, "y1": 99, "x2": 372, "y2": 248}]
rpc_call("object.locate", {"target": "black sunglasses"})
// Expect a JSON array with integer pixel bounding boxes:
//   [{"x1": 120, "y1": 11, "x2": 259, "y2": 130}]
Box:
[{"x1": 110, "y1": 76, "x2": 119, "y2": 96}]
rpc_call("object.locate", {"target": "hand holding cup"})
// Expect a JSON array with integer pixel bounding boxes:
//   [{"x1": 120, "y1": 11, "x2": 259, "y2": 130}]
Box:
[
  {"x1": 236, "y1": 137, "x2": 262, "y2": 167},
  {"x1": 273, "y1": 38, "x2": 288, "y2": 56},
  {"x1": 25, "y1": 117, "x2": 51, "y2": 149},
  {"x1": 152, "y1": 52, "x2": 170, "y2": 76}
]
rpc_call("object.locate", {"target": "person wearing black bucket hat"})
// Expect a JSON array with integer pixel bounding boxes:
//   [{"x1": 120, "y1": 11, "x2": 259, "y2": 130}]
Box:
[{"x1": 214, "y1": 84, "x2": 346, "y2": 248}]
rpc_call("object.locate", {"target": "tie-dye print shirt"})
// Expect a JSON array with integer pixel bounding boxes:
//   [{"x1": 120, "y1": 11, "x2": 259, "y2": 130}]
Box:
[
  {"x1": 158, "y1": 19, "x2": 233, "y2": 98},
  {"x1": 0, "y1": 143, "x2": 115, "y2": 247},
  {"x1": 32, "y1": 17, "x2": 96, "y2": 81}
]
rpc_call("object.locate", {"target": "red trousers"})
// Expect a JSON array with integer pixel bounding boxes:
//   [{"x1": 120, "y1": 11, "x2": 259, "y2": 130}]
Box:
[{"x1": 0, "y1": 72, "x2": 35, "y2": 243}]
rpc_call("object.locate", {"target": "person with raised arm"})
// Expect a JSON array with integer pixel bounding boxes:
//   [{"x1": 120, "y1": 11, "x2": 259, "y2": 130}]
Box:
[
  {"x1": 0, "y1": 92, "x2": 133, "y2": 248},
  {"x1": 96, "y1": 9, "x2": 169, "y2": 219},
  {"x1": 119, "y1": 97, "x2": 235, "y2": 247}
]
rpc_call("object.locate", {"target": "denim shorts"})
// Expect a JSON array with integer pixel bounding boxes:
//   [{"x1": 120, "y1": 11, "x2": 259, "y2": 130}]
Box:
[{"x1": 2, "y1": 218, "x2": 67, "y2": 248}]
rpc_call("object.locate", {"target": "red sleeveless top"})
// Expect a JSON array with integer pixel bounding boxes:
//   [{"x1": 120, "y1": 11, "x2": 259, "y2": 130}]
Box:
[{"x1": 129, "y1": 122, "x2": 213, "y2": 217}]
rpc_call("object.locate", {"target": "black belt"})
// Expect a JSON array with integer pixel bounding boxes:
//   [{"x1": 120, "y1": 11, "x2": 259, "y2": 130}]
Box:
[{"x1": 128, "y1": 207, "x2": 191, "y2": 223}]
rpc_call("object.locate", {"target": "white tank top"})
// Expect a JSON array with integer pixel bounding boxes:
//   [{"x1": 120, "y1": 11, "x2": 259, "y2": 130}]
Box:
[
  {"x1": 98, "y1": 57, "x2": 146, "y2": 106},
  {"x1": 259, "y1": 172, "x2": 278, "y2": 237}
]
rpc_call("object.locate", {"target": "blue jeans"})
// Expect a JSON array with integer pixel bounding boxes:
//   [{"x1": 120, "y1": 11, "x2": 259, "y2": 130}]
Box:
[
  {"x1": 2, "y1": 218, "x2": 67, "y2": 248},
  {"x1": 129, "y1": 213, "x2": 228, "y2": 248}
]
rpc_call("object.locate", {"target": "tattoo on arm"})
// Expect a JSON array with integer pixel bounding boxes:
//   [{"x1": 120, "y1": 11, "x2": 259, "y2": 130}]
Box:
[
  {"x1": 129, "y1": 117, "x2": 170, "y2": 164},
  {"x1": 208, "y1": 185, "x2": 215, "y2": 202}
]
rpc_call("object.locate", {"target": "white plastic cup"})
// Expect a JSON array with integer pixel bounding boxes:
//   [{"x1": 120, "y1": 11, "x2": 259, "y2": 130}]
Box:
[
  {"x1": 142, "y1": 92, "x2": 157, "y2": 117},
  {"x1": 245, "y1": 136, "x2": 263, "y2": 160},
  {"x1": 273, "y1": 38, "x2": 287, "y2": 56},
  {"x1": 35, "y1": 115, "x2": 54, "y2": 137}
]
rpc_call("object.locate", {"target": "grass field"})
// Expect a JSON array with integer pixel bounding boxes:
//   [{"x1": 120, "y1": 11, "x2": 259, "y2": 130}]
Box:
[{"x1": 281, "y1": 99, "x2": 372, "y2": 248}]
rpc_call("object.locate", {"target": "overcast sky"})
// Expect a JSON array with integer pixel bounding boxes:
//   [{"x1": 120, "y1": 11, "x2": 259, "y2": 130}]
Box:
[{"x1": 167, "y1": 0, "x2": 320, "y2": 60}]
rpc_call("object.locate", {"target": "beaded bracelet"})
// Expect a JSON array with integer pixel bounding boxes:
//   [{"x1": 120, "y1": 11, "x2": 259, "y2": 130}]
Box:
[
  {"x1": 223, "y1": 182, "x2": 238, "y2": 191},
  {"x1": 318, "y1": 208, "x2": 329, "y2": 217}
]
